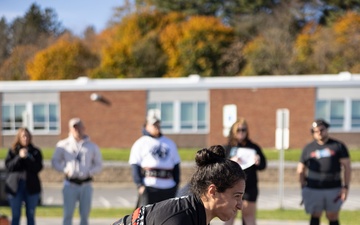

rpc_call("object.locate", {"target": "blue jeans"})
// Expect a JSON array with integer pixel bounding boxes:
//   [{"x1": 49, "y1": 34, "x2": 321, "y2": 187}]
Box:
[
  {"x1": 8, "y1": 179, "x2": 40, "y2": 225},
  {"x1": 62, "y1": 181, "x2": 93, "y2": 225}
]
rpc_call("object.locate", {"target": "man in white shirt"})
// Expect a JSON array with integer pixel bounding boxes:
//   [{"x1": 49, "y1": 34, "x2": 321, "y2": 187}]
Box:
[
  {"x1": 129, "y1": 114, "x2": 181, "y2": 207},
  {"x1": 52, "y1": 118, "x2": 103, "y2": 225}
]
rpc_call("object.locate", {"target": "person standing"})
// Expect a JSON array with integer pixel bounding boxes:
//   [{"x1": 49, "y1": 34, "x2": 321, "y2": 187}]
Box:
[
  {"x1": 112, "y1": 145, "x2": 246, "y2": 225},
  {"x1": 224, "y1": 118, "x2": 267, "y2": 225},
  {"x1": 129, "y1": 113, "x2": 181, "y2": 207},
  {"x1": 51, "y1": 118, "x2": 103, "y2": 225},
  {"x1": 297, "y1": 119, "x2": 351, "y2": 225},
  {"x1": 5, "y1": 128, "x2": 43, "y2": 225}
]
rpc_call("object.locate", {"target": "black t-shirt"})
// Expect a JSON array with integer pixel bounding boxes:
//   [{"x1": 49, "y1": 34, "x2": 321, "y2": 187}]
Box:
[
  {"x1": 300, "y1": 138, "x2": 349, "y2": 189},
  {"x1": 119, "y1": 195, "x2": 207, "y2": 225}
]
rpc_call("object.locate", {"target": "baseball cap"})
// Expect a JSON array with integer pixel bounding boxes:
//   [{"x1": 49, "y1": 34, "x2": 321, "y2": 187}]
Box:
[
  {"x1": 69, "y1": 117, "x2": 83, "y2": 128},
  {"x1": 146, "y1": 114, "x2": 160, "y2": 125},
  {"x1": 312, "y1": 119, "x2": 330, "y2": 129}
]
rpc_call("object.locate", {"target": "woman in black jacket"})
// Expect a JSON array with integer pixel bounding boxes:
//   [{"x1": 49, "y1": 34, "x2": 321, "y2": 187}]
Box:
[
  {"x1": 5, "y1": 128, "x2": 43, "y2": 225},
  {"x1": 224, "y1": 118, "x2": 267, "y2": 225}
]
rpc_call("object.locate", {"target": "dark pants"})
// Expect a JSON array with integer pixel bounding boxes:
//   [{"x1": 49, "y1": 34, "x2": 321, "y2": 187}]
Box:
[{"x1": 137, "y1": 186, "x2": 177, "y2": 208}]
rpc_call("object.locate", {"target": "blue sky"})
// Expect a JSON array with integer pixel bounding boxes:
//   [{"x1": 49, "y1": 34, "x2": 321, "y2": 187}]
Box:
[{"x1": 0, "y1": 0, "x2": 125, "y2": 35}]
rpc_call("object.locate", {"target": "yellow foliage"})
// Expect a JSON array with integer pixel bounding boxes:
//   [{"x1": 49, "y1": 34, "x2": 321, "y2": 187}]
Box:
[
  {"x1": 333, "y1": 11, "x2": 360, "y2": 44},
  {"x1": 159, "y1": 15, "x2": 234, "y2": 77},
  {"x1": 96, "y1": 10, "x2": 183, "y2": 78},
  {"x1": 27, "y1": 35, "x2": 98, "y2": 80}
]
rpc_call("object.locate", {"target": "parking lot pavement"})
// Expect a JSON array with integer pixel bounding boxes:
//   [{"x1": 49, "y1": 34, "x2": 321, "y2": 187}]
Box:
[{"x1": 40, "y1": 182, "x2": 360, "y2": 210}]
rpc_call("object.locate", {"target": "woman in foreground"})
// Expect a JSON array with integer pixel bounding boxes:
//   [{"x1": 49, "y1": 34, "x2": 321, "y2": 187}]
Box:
[{"x1": 112, "y1": 145, "x2": 246, "y2": 225}]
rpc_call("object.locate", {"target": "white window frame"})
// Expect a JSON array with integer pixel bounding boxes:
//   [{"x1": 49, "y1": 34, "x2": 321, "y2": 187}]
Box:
[
  {"x1": 147, "y1": 100, "x2": 208, "y2": 134},
  {"x1": 2, "y1": 102, "x2": 60, "y2": 135},
  {"x1": 315, "y1": 98, "x2": 360, "y2": 132}
]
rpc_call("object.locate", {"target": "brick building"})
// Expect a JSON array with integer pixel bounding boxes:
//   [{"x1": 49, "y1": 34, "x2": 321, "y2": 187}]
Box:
[{"x1": 1, "y1": 72, "x2": 360, "y2": 149}]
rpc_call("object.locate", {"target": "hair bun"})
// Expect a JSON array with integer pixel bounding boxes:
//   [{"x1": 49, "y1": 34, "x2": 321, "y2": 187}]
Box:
[{"x1": 195, "y1": 145, "x2": 226, "y2": 167}]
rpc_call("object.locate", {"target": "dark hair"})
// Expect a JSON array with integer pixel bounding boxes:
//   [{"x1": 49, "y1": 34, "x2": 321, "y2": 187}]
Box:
[
  {"x1": 311, "y1": 119, "x2": 330, "y2": 133},
  {"x1": 190, "y1": 145, "x2": 246, "y2": 197}
]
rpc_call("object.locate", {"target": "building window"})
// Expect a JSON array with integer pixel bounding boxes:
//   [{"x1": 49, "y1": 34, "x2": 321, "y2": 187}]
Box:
[
  {"x1": 329, "y1": 100, "x2": 345, "y2": 128},
  {"x1": 148, "y1": 101, "x2": 208, "y2": 133},
  {"x1": 352, "y1": 100, "x2": 360, "y2": 128},
  {"x1": 2, "y1": 104, "x2": 26, "y2": 130},
  {"x1": 2, "y1": 102, "x2": 59, "y2": 134},
  {"x1": 160, "y1": 102, "x2": 174, "y2": 130},
  {"x1": 316, "y1": 99, "x2": 360, "y2": 131}
]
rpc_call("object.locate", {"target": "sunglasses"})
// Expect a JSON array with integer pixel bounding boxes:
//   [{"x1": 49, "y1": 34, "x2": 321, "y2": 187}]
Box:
[{"x1": 236, "y1": 128, "x2": 247, "y2": 133}]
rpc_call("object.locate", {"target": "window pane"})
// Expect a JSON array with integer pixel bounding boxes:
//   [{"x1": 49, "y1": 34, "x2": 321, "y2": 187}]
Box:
[
  {"x1": 330, "y1": 100, "x2": 344, "y2": 128},
  {"x1": 181, "y1": 102, "x2": 193, "y2": 129},
  {"x1": 197, "y1": 102, "x2": 206, "y2": 129},
  {"x1": 315, "y1": 100, "x2": 327, "y2": 120},
  {"x1": 160, "y1": 102, "x2": 173, "y2": 129},
  {"x1": 352, "y1": 100, "x2": 360, "y2": 128},
  {"x1": 33, "y1": 104, "x2": 46, "y2": 130},
  {"x1": 49, "y1": 104, "x2": 59, "y2": 130},
  {"x1": 147, "y1": 103, "x2": 157, "y2": 111},
  {"x1": 2, "y1": 105, "x2": 12, "y2": 130},
  {"x1": 15, "y1": 105, "x2": 26, "y2": 129}
]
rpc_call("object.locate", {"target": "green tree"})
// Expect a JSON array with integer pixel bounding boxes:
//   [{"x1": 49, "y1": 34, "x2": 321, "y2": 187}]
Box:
[
  {"x1": 0, "y1": 18, "x2": 10, "y2": 66},
  {"x1": 27, "y1": 33, "x2": 99, "y2": 80},
  {"x1": 10, "y1": 3, "x2": 63, "y2": 47}
]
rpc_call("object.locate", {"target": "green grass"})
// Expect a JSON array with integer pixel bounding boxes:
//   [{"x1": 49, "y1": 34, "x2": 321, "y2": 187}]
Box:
[
  {"x1": 0, "y1": 207, "x2": 358, "y2": 224},
  {"x1": 1, "y1": 147, "x2": 360, "y2": 162}
]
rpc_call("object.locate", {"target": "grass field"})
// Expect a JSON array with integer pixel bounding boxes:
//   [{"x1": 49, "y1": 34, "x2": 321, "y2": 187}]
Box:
[{"x1": 1, "y1": 147, "x2": 360, "y2": 162}]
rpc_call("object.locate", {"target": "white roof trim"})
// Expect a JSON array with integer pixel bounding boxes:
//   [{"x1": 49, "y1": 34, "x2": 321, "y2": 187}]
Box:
[{"x1": 1, "y1": 72, "x2": 360, "y2": 92}]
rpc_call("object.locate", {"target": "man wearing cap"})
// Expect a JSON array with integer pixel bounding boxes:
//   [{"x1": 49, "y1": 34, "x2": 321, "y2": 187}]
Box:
[
  {"x1": 52, "y1": 118, "x2": 103, "y2": 225},
  {"x1": 297, "y1": 119, "x2": 351, "y2": 225},
  {"x1": 129, "y1": 113, "x2": 181, "y2": 207}
]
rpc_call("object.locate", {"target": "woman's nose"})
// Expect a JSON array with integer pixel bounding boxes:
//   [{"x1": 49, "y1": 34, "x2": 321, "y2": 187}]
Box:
[{"x1": 236, "y1": 200, "x2": 243, "y2": 210}]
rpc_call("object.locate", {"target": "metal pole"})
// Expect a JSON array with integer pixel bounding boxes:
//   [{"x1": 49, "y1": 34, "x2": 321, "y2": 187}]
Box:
[{"x1": 279, "y1": 110, "x2": 285, "y2": 209}]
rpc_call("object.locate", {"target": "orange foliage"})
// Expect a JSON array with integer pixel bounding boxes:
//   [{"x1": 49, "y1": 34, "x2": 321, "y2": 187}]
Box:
[
  {"x1": 333, "y1": 11, "x2": 360, "y2": 44},
  {"x1": 159, "y1": 15, "x2": 234, "y2": 77},
  {"x1": 27, "y1": 34, "x2": 99, "y2": 80}
]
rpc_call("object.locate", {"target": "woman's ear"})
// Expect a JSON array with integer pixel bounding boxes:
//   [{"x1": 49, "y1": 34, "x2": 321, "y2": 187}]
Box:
[{"x1": 208, "y1": 184, "x2": 217, "y2": 197}]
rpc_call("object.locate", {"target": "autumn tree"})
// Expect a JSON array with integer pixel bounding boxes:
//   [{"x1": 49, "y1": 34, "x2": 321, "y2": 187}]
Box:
[
  {"x1": 331, "y1": 11, "x2": 360, "y2": 73},
  {"x1": 91, "y1": 10, "x2": 184, "y2": 78},
  {"x1": 239, "y1": 3, "x2": 297, "y2": 75},
  {"x1": 27, "y1": 33, "x2": 99, "y2": 80},
  {"x1": 159, "y1": 15, "x2": 234, "y2": 77},
  {"x1": 292, "y1": 11, "x2": 360, "y2": 74},
  {"x1": 0, "y1": 45, "x2": 39, "y2": 80},
  {"x1": 0, "y1": 3, "x2": 64, "y2": 80}
]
